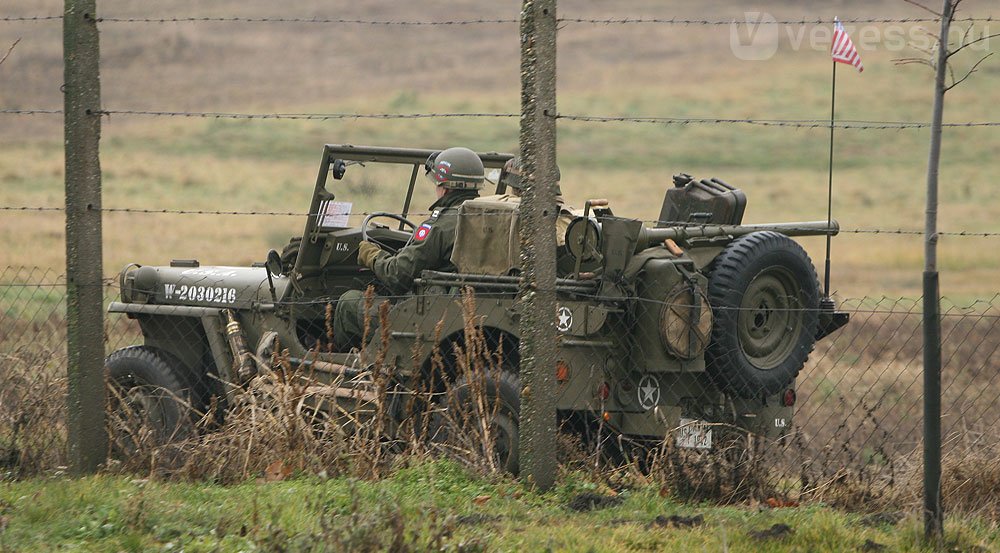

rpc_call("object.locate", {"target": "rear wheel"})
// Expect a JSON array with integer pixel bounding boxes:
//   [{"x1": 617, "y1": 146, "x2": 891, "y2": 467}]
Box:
[
  {"x1": 105, "y1": 346, "x2": 197, "y2": 455},
  {"x1": 443, "y1": 370, "x2": 521, "y2": 474},
  {"x1": 705, "y1": 231, "x2": 819, "y2": 398}
]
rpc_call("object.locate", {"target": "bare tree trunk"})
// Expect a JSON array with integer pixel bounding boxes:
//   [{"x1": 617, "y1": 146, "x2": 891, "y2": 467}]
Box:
[{"x1": 922, "y1": 0, "x2": 953, "y2": 543}]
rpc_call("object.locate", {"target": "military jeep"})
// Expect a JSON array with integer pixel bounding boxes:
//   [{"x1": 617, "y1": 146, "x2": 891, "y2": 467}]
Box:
[{"x1": 106, "y1": 144, "x2": 847, "y2": 468}]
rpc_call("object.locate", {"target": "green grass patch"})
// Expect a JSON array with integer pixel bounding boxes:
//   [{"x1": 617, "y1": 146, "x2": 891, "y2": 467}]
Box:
[
  {"x1": 0, "y1": 459, "x2": 997, "y2": 552},
  {"x1": 0, "y1": 282, "x2": 64, "y2": 322}
]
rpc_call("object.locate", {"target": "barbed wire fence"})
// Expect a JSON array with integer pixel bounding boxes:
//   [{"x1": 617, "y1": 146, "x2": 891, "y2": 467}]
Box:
[
  {"x1": 6, "y1": 14, "x2": 996, "y2": 24},
  {"x1": 1, "y1": 0, "x2": 999, "y2": 526},
  {"x1": 5, "y1": 205, "x2": 1000, "y2": 237}
]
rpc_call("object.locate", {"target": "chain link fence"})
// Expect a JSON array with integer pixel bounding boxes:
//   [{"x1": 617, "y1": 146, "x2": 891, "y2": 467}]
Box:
[
  {"x1": 2, "y1": 2, "x2": 999, "y2": 528},
  {"x1": 2, "y1": 214, "x2": 999, "y2": 512}
]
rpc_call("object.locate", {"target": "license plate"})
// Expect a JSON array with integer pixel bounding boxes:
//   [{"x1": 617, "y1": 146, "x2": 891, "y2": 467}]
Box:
[{"x1": 675, "y1": 418, "x2": 712, "y2": 449}]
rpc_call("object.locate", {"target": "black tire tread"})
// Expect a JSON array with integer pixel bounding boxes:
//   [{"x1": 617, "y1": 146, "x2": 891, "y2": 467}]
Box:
[
  {"x1": 106, "y1": 345, "x2": 192, "y2": 394},
  {"x1": 280, "y1": 236, "x2": 302, "y2": 273},
  {"x1": 105, "y1": 345, "x2": 197, "y2": 443},
  {"x1": 705, "y1": 231, "x2": 820, "y2": 398},
  {"x1": 453, "y1": 370, "x2": 521, "y2": 412},
  {"x1": 450, "y1": 369, "x2": 521, "y2": 473}
]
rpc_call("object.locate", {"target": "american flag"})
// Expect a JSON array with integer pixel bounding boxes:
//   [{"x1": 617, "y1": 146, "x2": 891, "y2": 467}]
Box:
[{"x1": 831, "y1": 18, "x2": 864, "y2": 73}]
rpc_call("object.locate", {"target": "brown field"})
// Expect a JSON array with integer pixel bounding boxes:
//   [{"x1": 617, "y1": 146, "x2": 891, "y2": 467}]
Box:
[{"x1": 0, "y1": 0, "x2": 997, "y2": 299}]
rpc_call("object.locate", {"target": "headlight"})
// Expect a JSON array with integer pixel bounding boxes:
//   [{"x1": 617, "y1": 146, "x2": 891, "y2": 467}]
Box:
[{"x1": 119, "y1": 264, "x2": 155, "y2": 304}]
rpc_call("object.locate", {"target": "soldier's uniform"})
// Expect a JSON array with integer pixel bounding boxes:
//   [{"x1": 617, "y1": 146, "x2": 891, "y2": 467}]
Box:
[
  {"x1": 334, "y1": 190, "x2": 479, "y2": 349},
  {"x1": 333, "y1": 148, "x2": 484, "y2": 351},
  {"x1": 368, "y1": 189, "x2": 478, "y2": 295}
]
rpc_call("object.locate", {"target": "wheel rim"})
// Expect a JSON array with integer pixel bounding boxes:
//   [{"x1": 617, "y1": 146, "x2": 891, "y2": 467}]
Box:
[
  {"x1": 109, "y1": 377, "x2": 172, "y2": 453},
  {"x1": 124, "y1": 386, "x2": 168, "y2": 429},
  {"x1": 737, "y1": 266, "x2": 804, "y2": 369},
  {"x1": 490, "y1": 412, "x2": 518, "y2": 471}
]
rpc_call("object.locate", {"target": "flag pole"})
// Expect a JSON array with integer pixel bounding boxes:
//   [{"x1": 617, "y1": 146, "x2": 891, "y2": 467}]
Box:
[{"x1": 824, "y1": 59, "x2": 837, "y2": 298}]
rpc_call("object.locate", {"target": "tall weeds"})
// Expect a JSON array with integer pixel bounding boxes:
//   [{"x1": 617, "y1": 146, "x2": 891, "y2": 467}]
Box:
[
  {"x1": 97, "y1": 287, "x2": 519, "y2": 482},
  {"x1": 427, "y1": 289, "x2": 511, "y2": 474},
  {"x1": 0, "y1": 350, "x2": 67, "y2": 477},
  {"x1": 6, "y1": 290, "x2": 1000, "y2": 521}
]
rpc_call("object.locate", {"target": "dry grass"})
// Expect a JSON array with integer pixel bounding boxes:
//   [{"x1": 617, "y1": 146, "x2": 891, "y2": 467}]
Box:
[
  {"x1": 0, "y1": 287, "x2": 72, "y2": 476},
  {"x1": 2, "y1": 282, "x2": 1000, "y2": 519},
  {"x1": 633, "y1": 427, "x2": 783, "y2": 505},
  {"x1": 428, "y1": 290, "x2": 513, "y2": 474},
  {"x1": 797, "y1": 298, "x2": 1000, "y2": 462},
  {"x1": 1, "y1": 275, "x2": 1000, "y2": 535},
  {"x1": 96, "y1": 288, "x2": 528, "y2": 483},
  {"x1": 0, "y1": 348, "x2": 67, "y2": 477},
  {"x1": 941, "y1": 445, "x2": 1000, "y2": 520}
]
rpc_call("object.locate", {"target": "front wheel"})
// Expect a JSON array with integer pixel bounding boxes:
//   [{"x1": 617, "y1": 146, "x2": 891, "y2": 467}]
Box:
[{"x1": 105, "y1": 346, "x2": 197, "y2": 455}]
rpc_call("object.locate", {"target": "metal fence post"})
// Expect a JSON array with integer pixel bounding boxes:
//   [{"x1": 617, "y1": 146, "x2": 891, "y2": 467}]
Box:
[
  {"x1": 517, "y1": 0, "x2": 558, "y2": 491},
  {"x1": 64, "y1": 0, "x2": 106, "y2": 474}
]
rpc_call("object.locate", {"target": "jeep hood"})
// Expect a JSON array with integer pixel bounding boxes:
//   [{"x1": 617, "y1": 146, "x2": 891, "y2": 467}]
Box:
[{"x1": 120, "y1": 265, "x2": 290, "y2": 309}]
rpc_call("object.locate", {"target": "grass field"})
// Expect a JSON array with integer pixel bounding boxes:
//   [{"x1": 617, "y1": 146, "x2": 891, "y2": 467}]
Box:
[
  {"x1": 0, "y1": 3, "x2": 998, "y2": 550},
  {"x1": 1, "y1": 459, "x2": 997, "y2": 552}
]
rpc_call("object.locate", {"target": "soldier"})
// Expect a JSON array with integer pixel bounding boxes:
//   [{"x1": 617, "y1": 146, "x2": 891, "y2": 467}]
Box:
[
  {"x1": 485, "y1": 156, "x2": 577, "y2": 247},
  {"x1": 482, "y1": 156, "x2": 582, "y2": 275},
  {"x1": 333, "y1": 146, "x2": 485, "y2": 350}
]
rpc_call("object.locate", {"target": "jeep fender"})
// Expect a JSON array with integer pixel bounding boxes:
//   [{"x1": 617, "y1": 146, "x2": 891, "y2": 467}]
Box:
[{"x1": 107, "y1": 302, "x2": 236, "y2": 403}]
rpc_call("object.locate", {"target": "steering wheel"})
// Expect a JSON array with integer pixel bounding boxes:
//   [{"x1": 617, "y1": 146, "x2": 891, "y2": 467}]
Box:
[{"x1": 361, "y1": 212, "x2": 418, "y2": 254}]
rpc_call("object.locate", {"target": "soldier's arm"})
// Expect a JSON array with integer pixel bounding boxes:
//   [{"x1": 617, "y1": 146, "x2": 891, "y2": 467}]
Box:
[{"x1": 371, "y1": 222, "x2": 446, "y2": 296}]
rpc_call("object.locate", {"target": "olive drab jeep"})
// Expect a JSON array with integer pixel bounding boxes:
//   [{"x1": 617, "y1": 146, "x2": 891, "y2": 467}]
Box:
[{"x1": 106, "y1": 144, "x2": 849, "y2": 466}]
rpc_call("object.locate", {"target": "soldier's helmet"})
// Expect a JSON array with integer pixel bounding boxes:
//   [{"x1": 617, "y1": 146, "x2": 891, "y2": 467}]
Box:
[
  {"x1": 424, "y1": 147, "x2": 485, "y2": 190},
  {"x1": 500, "y1": 156, "x2": 562, "y2": 193}
]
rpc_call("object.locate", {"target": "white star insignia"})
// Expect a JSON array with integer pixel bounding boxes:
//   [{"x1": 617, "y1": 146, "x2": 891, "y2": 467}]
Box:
[
  {"x1": 638, "y1": 376, "x2": 660, "y2": 409},
  {"x1": 556, "y1": 307, "x2": 573, "y2": 331}
]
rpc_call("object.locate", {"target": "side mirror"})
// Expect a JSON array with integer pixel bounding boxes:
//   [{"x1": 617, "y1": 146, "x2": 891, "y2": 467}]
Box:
[
  {"x1": 265, "y1": 249, "x2": 283, "y2": 277},
  {"x1": 331, "y1": 159, "x2": 347, "y2": 180},
  {"x1": 264, "y1": 249, "x2": 282, "y2": 303}
]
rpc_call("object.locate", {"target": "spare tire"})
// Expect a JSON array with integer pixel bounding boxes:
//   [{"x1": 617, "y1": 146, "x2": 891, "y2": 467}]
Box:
[{"x1": 705, "y1": 231, "x2": 819, "y2": 398}]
